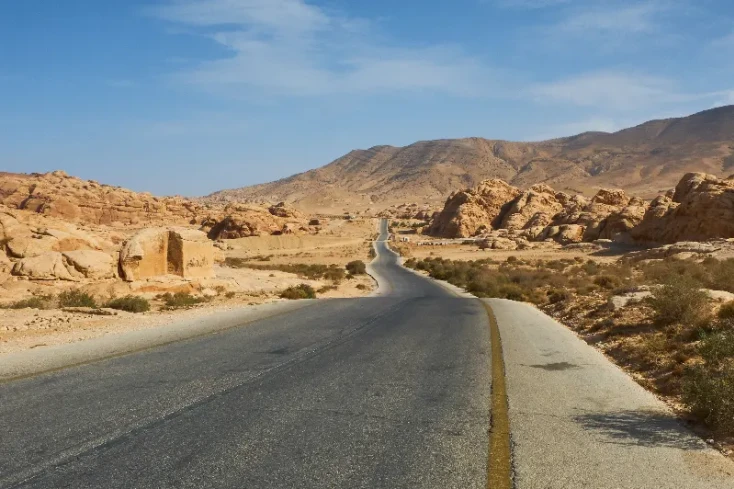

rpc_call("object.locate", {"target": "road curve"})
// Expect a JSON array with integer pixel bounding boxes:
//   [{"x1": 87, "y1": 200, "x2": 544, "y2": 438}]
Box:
[
  {"x1": 0, "y1": 220, "x2": 492, "y2": 488},
  {"x1": 2, "y1": 219, "x2": 733, "y2": 488}
]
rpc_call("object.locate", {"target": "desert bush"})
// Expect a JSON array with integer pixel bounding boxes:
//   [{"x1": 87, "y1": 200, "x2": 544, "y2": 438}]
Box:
[
  {"x1": 683, "y1": 331, "x2": 734, "y2": 434},
  {"x1": 548, "y1": 289, "x2": 571, "y2": 304},
  {"x1": 718, "y1": 301, "x2": 734, "y2": 321},
  {"x1": 280, "y1": 284, "x2": 316, "y2": 300},
  {"x1": 346, "y1": 260, "x2": 367, "y2": 275},
  {"x1": 161, "y1": 292, "x2": 208, "y2": 309},
  {"x1": 356, "y1": 284, "x2": 369, "y2": 290},
  {"x1": 105, "y1": 296, "x2": 150, "y2": 313},
  {"x1": 229, "y1": 261, "x2": 346, "y2": 282},
  {"x1": 225, "y1": 291, "x2": 236, "y2": 299},
  {"x1": 648, "y1": 277, "x2": 710, "y2": 326},
  {"x1": 506, "y1": 256, "x2": 519, "y2": 264},
  {"x1": 3, "y1": 296, "x2": 54, "y2": 310},
  {"x1": 317, "y1": 284, "x2": 337, "y2": 293},
  {"x1": 58, "y1": 289, "x2": 97, "y2": 308},
  {"x1": 594, "y1": 275, "x2": 622, "y2": 290}
]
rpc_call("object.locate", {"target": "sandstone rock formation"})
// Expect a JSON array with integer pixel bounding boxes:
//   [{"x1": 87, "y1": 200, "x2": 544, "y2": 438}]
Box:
[
  {"x1": 426, "y1": 178, "x2": 652, "y2": 245},
  {"x1": 631, "y1": 173, "x2": 734, "y2": 244},
  {"x1": 0, "y1": 171, "x2": 308, "y2": 237},
  {"x1": 498, "y1": 184, "x2": 565, "y2": 231},
  {"x1": 119, "y1": 228, "x2": 214, "y2": 282},
  {"x1": 12, "y1": 250, "x2": 116, "y2": 281},
  {"x1": 427, "y1": 180, "x2": 521, "y2": 238}
]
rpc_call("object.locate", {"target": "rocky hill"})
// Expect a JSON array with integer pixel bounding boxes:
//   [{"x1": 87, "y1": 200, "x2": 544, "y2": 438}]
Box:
[
  {"x1": 425, "y1": 172, "x2": 734, "y2": 246},
  {"x1": 0, "y1": 170, "x2": 306, "y2": 237},
  {"x1": 207, "y1": 106, "x2": 734, "y2": 210}
]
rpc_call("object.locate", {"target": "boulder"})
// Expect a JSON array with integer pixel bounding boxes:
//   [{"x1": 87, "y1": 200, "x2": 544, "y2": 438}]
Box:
[
  {"x1": 427, "y1": 179, "x2": 521, "y2": 238},
  {"x1": 62, "y1": 250, "x2": 117, "y2": 280},
  {"x1": 119, "y1": 228, "x2": 214, "y2": 282},
  {"x1": 631, "y1": 173, "x2": 734, "y2": 244},
  {"x1": 11, "y1": 252, "x2": 76, "y2": 281},
  {"x1": 498, "y1": 184, "x2": 564, "y2": 231}
]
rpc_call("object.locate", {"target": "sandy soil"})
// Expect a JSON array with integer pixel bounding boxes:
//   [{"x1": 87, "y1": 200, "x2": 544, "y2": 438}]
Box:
[
  {"x1": 0, "y1": 218, "x2": 378, "y2": 356},
  {"x1": 399, "y1": 242, "x2": 622, "y2": 264}
]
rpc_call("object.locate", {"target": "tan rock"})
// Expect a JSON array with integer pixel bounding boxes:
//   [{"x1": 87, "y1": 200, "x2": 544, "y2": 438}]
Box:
[
  {"x1": 119, "y1": 228, "x2": 214, "y2": 282},
  {"x1": 631, "y1": 173, "x2": 734, "y2": 244},
  {"x1": 11, "y1": 252, "x2": 76, "y2": 281},
  {"x1": 498, "y1": 184, "x2": 564, "y2": 230},
  {"x1": 427, "y1": 179, "x2": 521, "y2": 238},
  {"x1": 62, "y1": 250, "x2": 117, "y2": 280}
]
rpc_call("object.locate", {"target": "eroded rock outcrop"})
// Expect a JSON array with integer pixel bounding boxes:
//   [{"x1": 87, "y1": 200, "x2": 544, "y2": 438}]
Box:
[
  {"x1": 427, "y1": 180, "x2": 521, "y2": 238},
  {"x1": 11, "y1": 250, "x2": 117, "y2": 281},
  {"x1": 0, "y1": 171, "x2": 308, "y2": 236},
  {"x1": 119, "y1": 228, "x2": 214, "y2": 281},
  {"x1": 630, "y1": 173, "x2": 734, "y2": 244}
]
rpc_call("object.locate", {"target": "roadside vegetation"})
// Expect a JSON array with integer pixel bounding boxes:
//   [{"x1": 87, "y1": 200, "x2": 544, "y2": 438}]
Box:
[
  {"x1": 280, "y1": 284, "x2": 317, "y2": 300},
  {"x1": 225, "y1": 258, "x2": 347, "y2": 282},
  {"x1": 404, "y1": 255, "x2": 734, "y2": 436},
  {"x1": 105, "y1": 295, "x2": 151, "y2": 313},
  {"x1": 160, "y1": 292, "x2": 210, "y2": 310}
]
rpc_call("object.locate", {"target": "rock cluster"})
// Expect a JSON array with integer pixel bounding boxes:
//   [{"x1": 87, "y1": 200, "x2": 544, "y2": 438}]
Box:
[
  {"x1": 427, "y1": 172, "x2": 734, "y2": 245},
  {"x1": 0, "y1": 171, "x2": 307, "y2": 236}
]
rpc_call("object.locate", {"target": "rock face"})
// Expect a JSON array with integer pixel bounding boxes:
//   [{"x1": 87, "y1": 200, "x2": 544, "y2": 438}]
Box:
[
  {"x1": 427, "y1": 180, "x2": 521, "y2": 238},
  {"x1": 426, "y1": 178, "x2": 658, "y2": 244},
  {"x1": 498, "y1": 184, "x2": 565, "y2": 230},
  {"x1": 631, "y1": 173, "x2": 734, "y2": 244},
  {"x1": 119, "y1": 228, "x2": 214, "y2": 282},
  {"x1": 0, "y1": 171, "x2": 307, "y2": 236},
  {"x1": 12, "y1": 250, "x2": 116, "y2": 281}
]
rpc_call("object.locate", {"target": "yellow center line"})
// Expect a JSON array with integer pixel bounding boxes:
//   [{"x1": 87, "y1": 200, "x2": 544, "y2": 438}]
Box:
[{"x1": 483, "y1": 300, "x2": 513, "y2": 489}]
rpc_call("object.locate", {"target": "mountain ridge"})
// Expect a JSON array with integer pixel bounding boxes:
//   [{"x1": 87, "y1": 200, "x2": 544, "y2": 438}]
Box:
[{"x1": 206, "y1": 106, "x2": 734, "y2": 211}]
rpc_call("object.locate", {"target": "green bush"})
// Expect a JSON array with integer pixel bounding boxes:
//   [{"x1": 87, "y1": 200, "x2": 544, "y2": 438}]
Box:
[
  {"x1": 346, "y1": 260, "x2": 367, "y2": 275},
  {"x1": 161, "y1": 292, "x2": 208, "y2": 309},
  {"x1": 280, "y1": 284, "x2": 316, "y2": 300},
  {"x1": 648, "y1": 277, "x2": 710, "y2": 326},
  {"x1": 683, "y1": 331, "x2": 734, "y2": 434},
  {"x1": 105, "y1": 296, "x2": 150, "y2": 313},
  {"x1": 58, "y1": 289, "x2": 97, "y2": 308}
]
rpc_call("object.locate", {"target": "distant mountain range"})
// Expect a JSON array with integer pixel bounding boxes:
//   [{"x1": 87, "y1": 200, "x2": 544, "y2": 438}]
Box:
[{"x1": 206, "y1": 105, "x2": 734, "y2": 211}]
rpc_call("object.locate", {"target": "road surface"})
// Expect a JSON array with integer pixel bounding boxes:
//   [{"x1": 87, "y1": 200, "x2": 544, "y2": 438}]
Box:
[{"x1": 1, "y1": 219, "x2": 732, "y2": 488}]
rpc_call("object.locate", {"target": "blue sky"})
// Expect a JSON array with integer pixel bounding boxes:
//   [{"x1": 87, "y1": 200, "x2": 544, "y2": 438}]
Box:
[{"x1": 2, "y1": 0, "x2": 733, "y2": 196}]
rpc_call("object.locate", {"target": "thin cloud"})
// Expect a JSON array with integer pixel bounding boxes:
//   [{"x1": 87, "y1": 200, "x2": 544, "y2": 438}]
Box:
[
  {"x1": 152, "y1": 0, "x2": 492, "y2": 98},
  {"x1": 530, "y1": 72, "x2": 695, "y2": 111}
]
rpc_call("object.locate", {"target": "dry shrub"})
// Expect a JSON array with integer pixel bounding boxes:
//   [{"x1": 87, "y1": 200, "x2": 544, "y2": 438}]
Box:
[
  {"x1": 683, "y1": 331, "x2": 734, "y2": 435},
  {"x1": 648, "y1": 276, "x2": 711, "y2": 327}
]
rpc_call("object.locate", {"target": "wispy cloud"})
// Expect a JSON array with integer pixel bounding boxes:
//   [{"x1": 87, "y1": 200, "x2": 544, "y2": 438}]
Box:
[
  {"x1": 558, "y1": 2, "x2": 663, "y2": 34},
  {"x1": 151, "y1": 0, "x2": 492, "y2": 98},
  {"x1": 529, "y1": 71, "x2": 720, "y2": 111}
]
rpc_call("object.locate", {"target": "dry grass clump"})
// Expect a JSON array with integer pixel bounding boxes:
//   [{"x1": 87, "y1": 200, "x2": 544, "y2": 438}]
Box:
[
  {"x1": 225, "y1": 259, "x2": 347, "y2": 282},
  {"x1": 160, "y1": 292, "x2": 209, "y2": 309},
  {"x1": 58, "y1": 289, "x2": 97, "y2": 308},
  {"x1": 105, "y1": 296, "x2": 151, "y2": 313},
  {"x1": 280, "y1": 284, "x2": 316, "y2": 300}
]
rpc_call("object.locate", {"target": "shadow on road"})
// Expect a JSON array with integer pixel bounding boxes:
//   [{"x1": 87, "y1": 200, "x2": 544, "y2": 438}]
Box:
[{"x1": 574, "y1": 409, "x2": 706, "y2": 450}]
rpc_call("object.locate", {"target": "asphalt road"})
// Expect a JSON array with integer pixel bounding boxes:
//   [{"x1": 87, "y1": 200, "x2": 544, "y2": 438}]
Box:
[
  {"x1": 2, "y1": 219, "x2": 733, "y2": 488},
  {"x1": 0, "y1": 221, "x2": 493, "y2": 488}
]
